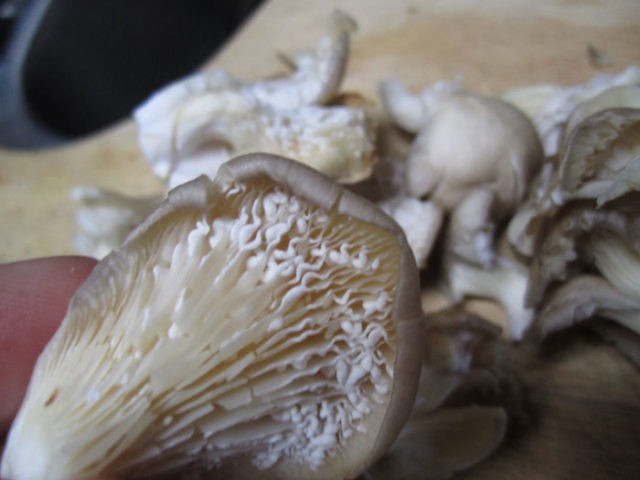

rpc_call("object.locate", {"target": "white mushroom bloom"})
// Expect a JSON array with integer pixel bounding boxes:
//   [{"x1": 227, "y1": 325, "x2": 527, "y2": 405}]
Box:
[{"x1": 2, "y1": 155, "x2": 424, "y2": 480}]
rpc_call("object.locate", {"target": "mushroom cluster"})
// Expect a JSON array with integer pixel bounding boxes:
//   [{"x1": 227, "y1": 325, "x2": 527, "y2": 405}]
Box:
[
  {"x1": 378, "y1": 74, "x2": 640, "y2": 349},
  {"x1": 134, "y1": 10, "x2": 375, "y2": 188},
  {"x1": 508, "y1": 104, "x2": 640, "y2": 358}
]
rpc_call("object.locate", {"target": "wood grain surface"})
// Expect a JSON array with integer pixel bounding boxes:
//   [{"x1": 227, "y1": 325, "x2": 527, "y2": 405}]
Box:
[{"x1": 1, "y1": 1, "x2": 639, "y2": 478}]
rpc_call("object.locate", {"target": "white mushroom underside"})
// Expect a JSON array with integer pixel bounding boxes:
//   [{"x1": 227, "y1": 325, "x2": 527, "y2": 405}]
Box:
[{"x1": 14, "y1": 179, "x2": 400, "y2": 479}]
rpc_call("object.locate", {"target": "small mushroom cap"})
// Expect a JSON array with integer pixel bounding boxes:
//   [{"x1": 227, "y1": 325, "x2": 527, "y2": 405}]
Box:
[
  {"x1": 1, "y1": 154, "x2": 424, "y2": 480},
  {"x1": 401, "y1": 91, "x2": 543, "y2": 208}
]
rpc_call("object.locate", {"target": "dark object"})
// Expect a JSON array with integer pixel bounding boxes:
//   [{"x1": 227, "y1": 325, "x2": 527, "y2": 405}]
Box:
[{"x1": 0, "y1": 0, "x2": 263, "y2": 149}]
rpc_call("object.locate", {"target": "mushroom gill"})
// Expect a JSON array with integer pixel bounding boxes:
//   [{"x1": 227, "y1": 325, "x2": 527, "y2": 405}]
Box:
[{"x1": 1, "y1": 155, "x2": 423, "y2": 480}]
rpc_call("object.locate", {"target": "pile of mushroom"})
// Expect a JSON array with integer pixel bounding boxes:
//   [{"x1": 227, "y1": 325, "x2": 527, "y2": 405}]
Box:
[
  {"x1": 377, "y1": 74, "x2": 640, "y2": 348},
  {"x1": 134, "y1": 10, "x2": 375, "y2": 188},
  {"x1": 8, "y1": 6, "x2": 640, "y2": 478}
]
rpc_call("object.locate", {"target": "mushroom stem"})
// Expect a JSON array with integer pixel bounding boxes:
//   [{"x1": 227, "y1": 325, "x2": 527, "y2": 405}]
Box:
[
  {"x1": 379, "y1": 81, "x2": 425, "y2": 133},
  {"x1": 445, "y1": 256, "x2": 533, "y2": 340},
  {"x1": 448, "y1": 187, "x2": 498, "y2": 267}
]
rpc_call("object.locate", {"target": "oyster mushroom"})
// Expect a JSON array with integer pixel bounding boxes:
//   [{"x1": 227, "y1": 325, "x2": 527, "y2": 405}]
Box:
[
  {"x1": 443, "y1": 254, "x2": 533, "y2": 341},
  {"x1": 380, "y1": 80, "x2": 543, "y2": 266},
  {"x1": 527, "y1": 226, "x2": 640, "y2": 339},
  {"x1": 502, "y1": 65, "x2": 640, "y2": 156},
  {"x1": 508, "y1": 107, "x2": 640, "y2": 257},
  {"x1": 73, "y1": 11, "x2": 375, "y2": 259},
  {"x1": 1, "y1": 155, "x2": 424, "y2": 480},
  {"x1": 135, "y1": 82, "x2": 376, "y2": 188},
  {"x1": 505, "y1": 104, "x2": 640, "y2": 346},
  {"x1": 135, "y1": 9, "x2": 374, "y2": 188},
  {"x1": 555, "y1": 108, "x2": 640, "y2": 206},
  {"x1": 563, "y1": 85, "x2": 640, "y2": 139},
  {"x1": 525, "y1": 198, "x2": 640, "y2": 307}
]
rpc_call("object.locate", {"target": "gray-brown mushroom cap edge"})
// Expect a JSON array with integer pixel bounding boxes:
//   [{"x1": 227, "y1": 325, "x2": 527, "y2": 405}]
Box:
[{"x1": 69, "y1": 153, "x2": 426, "y2": 477}]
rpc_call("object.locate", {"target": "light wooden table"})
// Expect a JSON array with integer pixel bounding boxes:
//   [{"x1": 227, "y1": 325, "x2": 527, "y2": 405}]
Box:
[{"x1": 1, "y1": 1, "x2": 639, "y2": 478}]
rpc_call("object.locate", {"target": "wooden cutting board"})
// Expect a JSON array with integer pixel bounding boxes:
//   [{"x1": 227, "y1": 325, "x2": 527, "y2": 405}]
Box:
[{"x1": 1, "y1": 0, "x2": 639, "y2": 478}]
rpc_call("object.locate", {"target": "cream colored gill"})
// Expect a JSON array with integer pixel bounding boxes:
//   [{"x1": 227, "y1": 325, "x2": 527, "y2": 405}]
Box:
[{"x1": 2, "y1": 177, "x2": 401, "y2": 480}]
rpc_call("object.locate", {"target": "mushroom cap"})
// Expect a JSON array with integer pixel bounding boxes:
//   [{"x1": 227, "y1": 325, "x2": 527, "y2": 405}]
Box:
[
  {"x1": 1, "y1": 154, "x2": 424, "y2": 480},
  {"x1": 404, "y1": 92, "x2": 543, "y2": 209}
]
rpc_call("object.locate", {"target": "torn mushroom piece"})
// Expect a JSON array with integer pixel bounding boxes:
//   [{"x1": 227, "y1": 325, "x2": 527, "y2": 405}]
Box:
[
  {"x1": 1, "y1": 154, "x2": 424, "y2": 480},
  {"x1": 555, "y1": 108, "x2": 640, "y2": 206},
  {"x1": 534, "y1": 275, "x2": 640, "y2": 338},
  {"x1": 563, "y1": 85, "x2": 640, "y2": 139},
  {"x1": 247, "y1": 9, "x2": 357, "y2": 109},
  {"x1": 136, "y1": 93, "x2": 377, "y2": 188},
  {"x1": 501, "y1": 65, "x2": 640, "y2": 156},
  {"x1": 508, "y1": 107, "x2": 640, "y2": 257},
  {"x1": 525, "y1": 198, "x2": 640, "y2": 307},
  {"x1": 380, "y1": 80, "x2": 543, "y2": 266},
  {"x1": 378, "y1": 196, "x2": 443, "y2": 269},
  {"x1": 135, "y1": 10, "x2": 375, "y2": 188}
]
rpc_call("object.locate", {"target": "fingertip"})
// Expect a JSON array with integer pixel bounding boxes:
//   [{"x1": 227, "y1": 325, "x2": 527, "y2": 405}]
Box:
[{"x1": 0, "y1": 256, "x2": 97, "y2": 431}]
